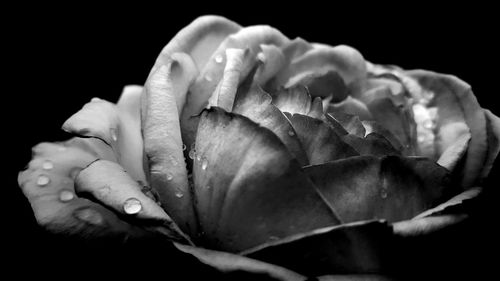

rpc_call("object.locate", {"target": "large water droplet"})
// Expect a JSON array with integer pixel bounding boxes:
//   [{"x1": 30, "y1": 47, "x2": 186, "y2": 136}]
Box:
[
  {"x1": 214, "y1": 54, "x2": 224, "y2": 64},
  {"x1": 110, "y1": 128, "x2": 118, "y2": 142},
  {"x1": 42, "y1": 160, "x2": 54, "y2": 170},
  {"x1": 74, "y1": 208, "x2": 104, "y2": 225},
  {"x1": 188, "y1": 149, "x2": 196, "y2": 160},
  {"x1": 201, "y1": 158, "x2": 208, "y2": 170},
  {"x1": 175, "y1": 191, "x2": 184, "y2": 198},
  {"x1": 123, "y1": 198, "x2": 142, "y2": 215},
  {"x1": 37, "y1": 175, "x2": 50, "y2": 186},
  {"x1": 166, "y1": 173, "x2": 173, "y2": 181},
  {"x1": 288, "y1": 129, "x2": 295, "y2": 136},
  {"x1": 380, "y1": 188, "x2": 388, "y2": 199},
  {"x1": 196, "y1": 154, "x2": 202, "y2": 162},
  {"x1": 59, "y1": 190, "x2": 74, "y2": 202}
]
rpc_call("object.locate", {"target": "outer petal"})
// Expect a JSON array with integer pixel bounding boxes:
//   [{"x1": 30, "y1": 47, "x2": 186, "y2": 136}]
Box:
[
  {"x1": 192, "y1": 108, "x2": 340, "y2": 252},
  {"x1": 142, "y1": 54, "x2": 198, "y2": 235},
  {"x1": 303, "y1": 155, "x2": 452, "y2": 223},
  {"x1": 480, "y1": 109, "x2": 500, "y2": 179},
  {"x1": 61, "y1": 86, "x2": 146, "y2": 183},
  {"x1": 272, "y1": 85, "x2": 325, "y2": 119},
  {"x1": 18, "y1": 140, "x2": 152, "y2": 240}
]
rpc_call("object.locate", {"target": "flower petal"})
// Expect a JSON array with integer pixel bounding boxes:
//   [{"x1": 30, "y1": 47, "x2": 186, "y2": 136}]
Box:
[
  {"x1": 243, "y1": 220, "x2": 392, "y2": 276},
  {"x1": 18, "y1": 140, "x2": 151, "y2": 240},
  {"x1": 75, "y1": 159, "x2": 191, "y2": 243},
  {"x1": 480, "y1": 109, "x2": 500, "y2": 179},
  {"x1": 303, "y1": 155, "x2": 452, "y2": 223},
  {"x1": 327, "y1": 96, "x2": 373, "y2": 121},
  {"x1": 180, "y1": 25, "x2": 289, "y2": 156},
  {"x1": 413, "y1": 187, "x2": 482, "y2": 219},
  {"x1": 436, "y1": 132, "x2": 471, "y2": 171},
  {"x1": 326, "y1": 111, "x2": 366, "y2": 137},
  {"x1": 361, "y1": 121, "x2": 404, "y2": 152},
  {"x1": 341, "y1": 134, "x2": 402, "y2": 157},
  {"x1": 174, "y1": 243, "x2": 305, "y2": 281},
  {"x1": 192, "y1": 108, "x2": 340, "y2": 252},
  {"x1": 272, "y1": 85, "x2": 316, "y2": 117},
  {"x1": 150, "y1": 15, "x2": 241, "y2": 74},
  {"x1": 61, "y1": 89, "x2": 146, "y2": 183},
  {"x1": 233, "y1": 73, "x2": 309, "y2": 165},
  {"x1": 406, "y1": 70, "x2": 487, "y2": 187},
  {"x1": 288, "y1": 114, "x2": 359, "y2": 165},
  {"x1": 142, "y1": 55, "x2": 198, "y2": 235},
  {"x1": 254, "y1": 44, "x2": 286, "y2": 85},
  {"x1": 285, "y1": 70, "x2": 348, "y2": 102}
]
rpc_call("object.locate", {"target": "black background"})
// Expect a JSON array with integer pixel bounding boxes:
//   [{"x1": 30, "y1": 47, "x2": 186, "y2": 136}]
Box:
[{"x1": 5, "y1": 4, "x2": 499, "y2": 280}]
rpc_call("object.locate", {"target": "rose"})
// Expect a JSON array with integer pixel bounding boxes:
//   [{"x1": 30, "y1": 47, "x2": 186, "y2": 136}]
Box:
[{"x1": 17, "y1": 15, "x2": 499, "y2": 280}]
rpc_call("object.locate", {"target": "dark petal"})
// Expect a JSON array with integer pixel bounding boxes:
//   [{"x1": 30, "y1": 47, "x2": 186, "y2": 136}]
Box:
[
  {"x1": 480, "y1": 109, "x2": 500, "y2": 179},
  {"x1": 243, "y1": 220, "x2": 393, "y2": 276},
  {"x1": 174, "y1": 243, "x2": 305, "y2": 281},
  {"x1": 285, "y1": 71, "x2": 348, "y2": 102},
  {"x1": 75, "y1": 160, "x2": 191, "y2": 243},
  {"x1": 303, "y1": 155, "x2": 451, "y2": 223},
  {"x1": 192, "y1": 108, "x2": 340, "y2": 252},
  {"x1": 361, "y1": 121, "x2": 404, "y2": 152},
  {"x1": 342, "y1": 134, "x2": 401, "y2": 157},
  {"x1": 18, "y1": 140, "x2": 152, "y2": 241},
  {"x1": 413, "y1": 187, "x2": 482, "y2": 219},
  {"x1": 407, "y1": 70, "x2": 486, "y2": 187},
  {"x1": 233, "y1": 75, "x2": 309, "y2": 166},
  {"x1": 142, "y1": 55, "x2": 198, "y2": 235},
  {"x1": 288, "y1": 114, "x2": 359, "y2": 165},
  {"x1": 326, "y1": 111, "x2": 366, "y2": 137}
]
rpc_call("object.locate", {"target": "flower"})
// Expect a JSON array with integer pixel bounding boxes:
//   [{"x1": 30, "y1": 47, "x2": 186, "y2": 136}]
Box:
[{"x1": 17, "y1": 15, "x2": 500, "y2": 280}]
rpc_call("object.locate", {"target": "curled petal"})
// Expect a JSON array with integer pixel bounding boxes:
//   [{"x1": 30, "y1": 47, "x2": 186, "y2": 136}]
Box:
[
  {"x1": 285, "y1": 71, "x2": 348, "y2": 102},
  {"x1": 18, "y1": 140, "x2": 151, "y2": 240},
  {"x1": 192, "y1": 108, "x2": 340, "y2": 252},
  {"x1": 75, "y1": 160, "x2": 190, "y2": 243},
  {"x1": 61, "y1": 87, "x2": 146, "y2": 183},
  {"x1": 480, "y1": 109, "x2": 500, "y2": 179},
  {"x1": 437, "y1": 132, "x2": 471, "y2": 171},
  {"x1": 327, "y1": 96, "x2": 373, "y2": 121},
  {"x1": 142, "y1": 55, "x2": 198, "y2": 235},
  {"x1": 393, "y1": 214, "x2": 467, "y2": 237},
  {"x1": 303, "y1": 155, "x2": 452, "y2": 223},
  {"x1": 288, "y1": 113, "x2": 359, "y2": 165},
  {"x1": 254, "y1": 44, "x2": 286, "y2": 85}
]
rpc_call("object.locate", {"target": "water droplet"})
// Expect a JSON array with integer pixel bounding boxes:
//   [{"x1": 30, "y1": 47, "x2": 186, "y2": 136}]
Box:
[
  {"x1": 59, "y1": 190, "x2": 74, "y2": 202},
  {"x1": 175, "y1": 191, "x2": 184, "y2": 198},
  {"x1": 288, "y1": 129, "x2": 295, "y2": 136},
  {"x1": 182, "y1": 144, "x2": 187, "y2": 151},
  {"x1": 74, "y1": 208, "x2": 104, "y2": 225},
  {"x1": 380, "y1": 188, "x2": 388, "y2": 199},
  {"x1": 37, "y1": 175, "x2": 50, "y2": 186},
  {"x1": 201, "y1": 158, "x2": 208, "y2": 170},
  {"x1": 123, "y1": 198, "x2": 142, "y2": 215},
  {"x1": 214, "y1": 54, "x2": 223, "y2": 64},
  {"x1": 205, "y1": 75, "x2": 213, "y2": 82},
  {"x1": 166, "y1": 173, "x2": 173, "y2": 181},
  {"x1": 110, "y1": 128, "x2": 118, "y2": 142},
  {"x1": 188, "y1": 149, "x2": 196, "y2": 160},
  {"x1": 42, "y1": 160, "x2": 54, "y2": 170},
  {"x1": 417, "y1": 135, "x2": 426, "y2": 143},
  {"x1": 196, "y1": 153, "x2": 202, "y2": 162},
  {"x1": 423, "y1": 119, "x2": 434, "y2": 129}
]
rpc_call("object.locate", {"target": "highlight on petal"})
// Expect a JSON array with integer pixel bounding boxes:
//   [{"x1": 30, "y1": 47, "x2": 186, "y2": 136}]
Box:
[
  {"x1": 437, "y1": 132, "x2": 471, "y2": 171},
  {"x1": 18, "y1": 140, "x2": 151, "y2": 240},
  {"x1": 150, "y1": 15, "x2": 241, "y2": 74},
  {"x1": 174, "y1": 243, "x2": 305, "y2": 281},
  {"x1": 62, "y1": 90, "x2": 146, "y2": 183},
  {"x1": 75, "y1": 160, "x2": 190, "y2": 243},
  {"x1": 192, "y1": 107, "x2": 340, "y2": 252},
  {"x1": 232, "y1": 71, "x2": 309, "y2": 165},
  {"x1": 142, "y1": 54, "x2": 198, "y2": 235},
  {"x1": 243, "y1": 220, "x2": 392, "y2": 276},
  {"x1": 288, "y1": 113, "x2": 359, "y2": 165},
  {"x1": 303, "y1": 155, "x2": 452, "y2": 223},
  {"x1": 406, "y1": 70, "x2": 487, "y2": 187}
]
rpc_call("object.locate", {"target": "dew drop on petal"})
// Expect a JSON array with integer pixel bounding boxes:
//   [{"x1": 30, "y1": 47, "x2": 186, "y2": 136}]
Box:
[
  {"x1": 110, "y1": 128, "x2": 118, "y2": 142},
  {"x1": 205, "y1": 75, "x2": 213, "y2": 82},
  {"x1": 201, "y1": 158, "x2": 208, "y2": 170},
  {"x1": 42, "y1": 160, "x2": 54, "y2": 170},
  {"x1": 188, "y1": 149, "x2": 196, "y2": 160},
  {"x1": 59, "y1": 190, "x2": 74, "y2": 202},
  {"x1": 182, "y1": 144, "x2": 187, "y2": 151},
  {"x1": 37, "y1": 175, "x2": 50, "y2": 186},
  {"x1": 175, "y1": 191, "x2": 184, "y2": 198},
  {"x1": 380, "y1": 188, "x2": 388, "y2": 199},
  {"x1": 214, "y1": 54, "x2": 223, "y2": 64},
  {"x1": 166, "y1": 173, "x2": 173, "y2": 181},
  {"x1": 74, "y1": 208, "x2": 104, "y2": 225},
  {"x1": 123, "y1": 198, "x2": 142, "y2": 215},
  {"x1": 417, "y1": 135, "x2": 426, "y2": 143},
  {"x1": 288, "y1": 129, "x2": 295, "y2": 136}
]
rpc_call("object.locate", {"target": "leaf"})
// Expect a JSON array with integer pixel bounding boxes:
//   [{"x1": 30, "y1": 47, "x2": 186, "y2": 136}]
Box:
[
  {"x1": 288, "y1": 113, "x2": 359, "y2": 165},
  {"x1": 75, "y1": 160, "x2": 191, "y2": 243},
  {"x1": 233, "y1": 73, "x2": 309, "y2": 166},
  {"x1": 61, "y1": 87, "x2": 146, "y2": 183},
  {"x1": 18, "y1": 140, "x2": 152, "y2": 241},
  {"x1": 142, "y1": 54, "x2": 198, "y2": 236},
  {"x1": 174, "y1": 243, "x2": 305, "y2": 281},
  {"x1": 303, "y1": 155, "x2": 452, "y2": 223},
  {"x1": 243, "y1": 220, "x2": 393, "y2": 276},
  {"x1": 192, "y1": 108, "x2": 340, "y2": 252}
]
